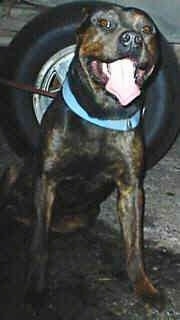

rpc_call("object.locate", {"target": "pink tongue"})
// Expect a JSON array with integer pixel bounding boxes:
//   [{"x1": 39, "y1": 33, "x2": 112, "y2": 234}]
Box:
[{"x1": 105, "y1": 58, "x2": 141, "y2": 106}]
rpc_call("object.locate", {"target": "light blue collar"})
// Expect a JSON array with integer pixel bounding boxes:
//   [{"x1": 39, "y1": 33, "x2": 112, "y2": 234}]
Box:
[{"x1": 62, "y1": 78, "x2": 141, "y2": 131}]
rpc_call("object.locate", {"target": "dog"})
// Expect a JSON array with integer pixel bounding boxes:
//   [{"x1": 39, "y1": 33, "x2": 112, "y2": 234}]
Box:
[{"x1": 3, "y1": 4, "x2": 163, "y2": 305}]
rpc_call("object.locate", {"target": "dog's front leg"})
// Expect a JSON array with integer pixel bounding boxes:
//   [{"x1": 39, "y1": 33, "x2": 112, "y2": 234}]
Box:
[
  {"x1": 26, "y1": 173, "x2": 56, "y2": 294},
  {"x1": 116, "y1": 179, "x2": 159, "y2": 302}
]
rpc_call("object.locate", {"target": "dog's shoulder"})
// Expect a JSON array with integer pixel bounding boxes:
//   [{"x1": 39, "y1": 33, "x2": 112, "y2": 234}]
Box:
[{"x1": 41, "y1": 94, "x2": 68, "y2": 129}]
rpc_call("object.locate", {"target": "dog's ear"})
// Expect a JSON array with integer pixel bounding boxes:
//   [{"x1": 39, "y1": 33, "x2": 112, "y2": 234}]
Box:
[
  {"x1": 81, "y1": 6, "x2": 92, "y2": 19},
  {"x1": 76, "y1": 7, "x2": 92, "y2": 42}
]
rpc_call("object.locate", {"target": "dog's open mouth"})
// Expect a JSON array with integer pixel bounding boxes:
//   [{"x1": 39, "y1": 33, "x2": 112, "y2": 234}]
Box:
[{"x1": 90, "y1": 59, "x2": 151, "y2": 106}]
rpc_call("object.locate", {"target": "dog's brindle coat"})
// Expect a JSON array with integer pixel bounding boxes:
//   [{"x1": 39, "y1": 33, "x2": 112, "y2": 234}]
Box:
[{"x1": 27, "y1": 5, "x2": 161, "y2": 303}]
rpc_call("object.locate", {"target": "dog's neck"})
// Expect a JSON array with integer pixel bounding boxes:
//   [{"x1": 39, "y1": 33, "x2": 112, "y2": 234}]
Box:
[{"x1": 62, "y1": 77, "x2": 141, "y2": 131}]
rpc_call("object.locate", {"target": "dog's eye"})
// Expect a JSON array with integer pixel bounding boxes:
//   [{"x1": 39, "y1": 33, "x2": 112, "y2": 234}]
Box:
[
  {"x1": 98, "y1": 18, "x2": 113, "y2": 31},
  {"x1": 142, "y1": 25, "x2": 154, "y2": 35}
]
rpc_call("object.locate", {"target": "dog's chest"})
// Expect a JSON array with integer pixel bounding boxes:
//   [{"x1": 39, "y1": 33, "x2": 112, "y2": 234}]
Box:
[
  {"x1": 55, "y1": 151, "x2": 115, "y2": 210},
  {"x1": 52, "y1": 127, "x2": 135, "y2": 209},
  {"x1": 59, "y1": 127, "x2": 124, "y2": 176}
]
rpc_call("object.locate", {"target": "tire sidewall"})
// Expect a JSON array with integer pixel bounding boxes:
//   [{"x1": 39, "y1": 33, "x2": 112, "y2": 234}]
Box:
[{"x1": 2, "y1": 1, "x2": 180, "y2": 167}]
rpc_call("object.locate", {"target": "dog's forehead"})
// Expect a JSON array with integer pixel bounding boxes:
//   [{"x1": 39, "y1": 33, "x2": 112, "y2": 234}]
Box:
[
  {"x1": 90, "y1": 6, "x2": 155, "y2": 27},
  {"x1": 91, "y1": 7, "x2": 120, "y2": 23},
  {"x1": 123, "y1": 7, "x2": 156, "y2": 27}
]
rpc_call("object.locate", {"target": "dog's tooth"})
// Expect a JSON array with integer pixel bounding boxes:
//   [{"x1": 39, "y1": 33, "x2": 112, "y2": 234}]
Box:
[
  {"x1": 102, "y1": 63, "x2": 109, "y2": 75},
  {"x1": 107, "y1": 63, "x2": 113, "y2": 76},
  {"x1": 102, "y1": 62, "x2": 106, "y2": 73}
]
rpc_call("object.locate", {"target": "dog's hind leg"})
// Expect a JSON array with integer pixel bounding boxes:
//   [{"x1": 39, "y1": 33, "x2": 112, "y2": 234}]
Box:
[
  {"x1": 51, "y1": 205, "x2": 100, "y2": 233},
  {"x1": 0, "y1": 164, "x2": 20, "y2": 207}
]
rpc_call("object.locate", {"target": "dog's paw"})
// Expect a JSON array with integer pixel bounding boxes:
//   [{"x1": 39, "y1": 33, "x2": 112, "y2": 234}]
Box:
[
  {"x1": 24, "y1": 287, "x2": 50, "y2": 310},
  {"x1": 134, "y1": 276, "x2": 166, "y2": 310},
  {"x1": 23, "y1": 253, "x2": 48, "y2": 307},
  {"x1": 141, "y1": 288, "x2": 167, "y2": 311}
]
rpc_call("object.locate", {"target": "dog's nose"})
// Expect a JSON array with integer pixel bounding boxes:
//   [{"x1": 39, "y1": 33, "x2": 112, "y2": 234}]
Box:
[{"x1": 119, "y1": 31, "x2": 143, "y2": 49}]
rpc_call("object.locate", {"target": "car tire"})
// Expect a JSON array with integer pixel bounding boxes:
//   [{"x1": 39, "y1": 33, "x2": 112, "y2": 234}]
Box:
[{"x1": 0, "y1": 1, "x2": 180, "y2": 168}]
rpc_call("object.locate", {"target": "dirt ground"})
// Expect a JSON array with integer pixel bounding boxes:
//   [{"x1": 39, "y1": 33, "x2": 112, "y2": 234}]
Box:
[{"x1": 0, "y1": 126, "x2": 179, "y2": 320}]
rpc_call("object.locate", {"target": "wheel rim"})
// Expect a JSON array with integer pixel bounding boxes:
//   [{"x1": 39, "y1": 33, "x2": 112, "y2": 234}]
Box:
[{"x1": 33, "y1": 44, "x2": 75, "y2": 123}]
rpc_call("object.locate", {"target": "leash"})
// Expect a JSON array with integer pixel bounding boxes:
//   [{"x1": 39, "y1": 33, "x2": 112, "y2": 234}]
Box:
[
  {"x1": 0, "y1": 76, "x2": 141, "y2": 131},
  {"x1": 0, "y1": 76, "x2": 57, "y2": 99}
]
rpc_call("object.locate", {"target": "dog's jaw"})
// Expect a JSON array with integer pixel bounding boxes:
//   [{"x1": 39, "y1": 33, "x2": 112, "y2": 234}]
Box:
[{"x1": 79, "y1": 56, "x2": 155, "y2": 107}]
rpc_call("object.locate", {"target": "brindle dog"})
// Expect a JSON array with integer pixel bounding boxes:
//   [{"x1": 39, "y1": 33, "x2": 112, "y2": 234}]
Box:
[{"x1": 26, "y1": 5, "x2": 161, "y2": 304}]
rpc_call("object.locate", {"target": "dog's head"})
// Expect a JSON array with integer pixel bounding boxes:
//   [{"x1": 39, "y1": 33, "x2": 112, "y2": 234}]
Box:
[{"x1": 70, "y1": 5, "x2": 160, "y2": 115}]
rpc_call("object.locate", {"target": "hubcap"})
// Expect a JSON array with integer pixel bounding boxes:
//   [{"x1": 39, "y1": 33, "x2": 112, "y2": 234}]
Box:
[{"x1": 33, "y1": 44, "x2": 75, "y2": 123}]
